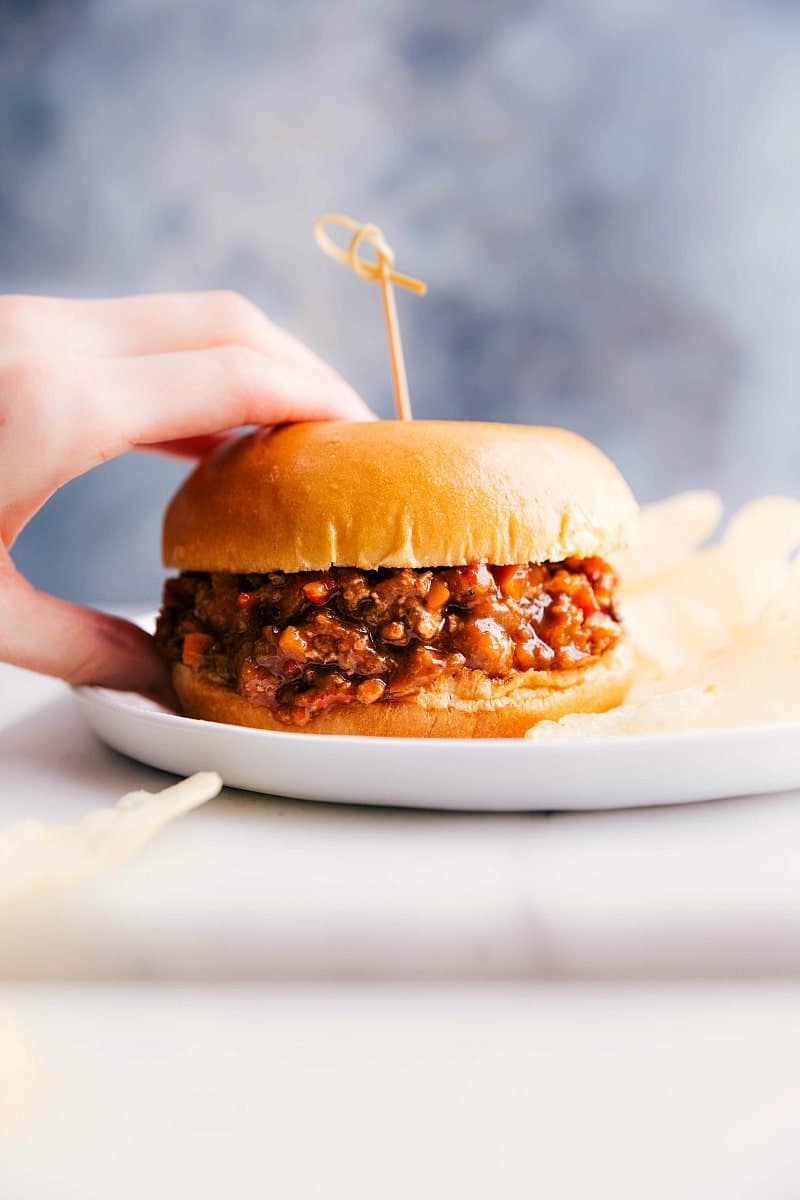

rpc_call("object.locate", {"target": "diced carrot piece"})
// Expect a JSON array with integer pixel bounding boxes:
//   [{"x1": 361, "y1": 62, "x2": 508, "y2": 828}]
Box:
[
  {"x1": 572, "y1": 583, "x2": 599, "y2": 617},
  {"x1": 302, "y1": 578, "x2": 335, "y2": 605},
  {"x1": 426, "y1": 578, "x2": 451, "y2": 610},
  {"x1": 181, "y1": 632, "x2": 214, "y2": 667},
  {"x1": 493, "y1": 564, "x2": 527, "y2": 601},
  {"x1": 278, "y1": 625, "x2": 307, "y2": 660}
]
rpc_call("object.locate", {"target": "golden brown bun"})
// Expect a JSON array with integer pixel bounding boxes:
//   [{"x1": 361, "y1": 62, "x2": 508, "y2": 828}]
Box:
[
  {"x1": 163, "y1": 421, "x2": 638, "y2": 573},
  {"x1": 171, "y1": 641, "x2": 632, "y2": 739}
]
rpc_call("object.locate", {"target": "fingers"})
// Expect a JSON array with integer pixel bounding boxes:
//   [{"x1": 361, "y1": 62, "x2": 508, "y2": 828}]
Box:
[
  {"x1": 0, "y1": 290, "x2": 372, "y2": 450},
  {"x1": 0, "y1": 344, "x2": 372, "y2": 544},
  {"x1": 1, "y1": 291, "x2": 332, "y2": 373},
  {"x1": 0, "y1": 557, "x2": 174, "y2": 704},
  {"x1": 93, "y1": 344, "x2": 373, "y2": 454},
  {"x1": 84, "y1": 291, "x2": 332, "y2": 370}
]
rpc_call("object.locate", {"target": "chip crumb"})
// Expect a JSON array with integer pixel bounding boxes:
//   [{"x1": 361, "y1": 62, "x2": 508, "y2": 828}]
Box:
[{"x1": 0, "y1": 772, "x2": 222, "y2": 903}]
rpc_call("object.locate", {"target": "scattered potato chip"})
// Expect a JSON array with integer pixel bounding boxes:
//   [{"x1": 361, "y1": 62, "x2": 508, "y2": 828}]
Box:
[
  {"x1": 653, "y1": 557, "x2": 800, "y2": 729},
  {"x1": 527, "y1": 495, "x2": 800, "y2": 741},
  {"x1": 616, "y1": 490, "x2": 723, "y2": 590},
  {"x1": 529, "y1": 688, "x2": 713, "y2": 741},
  {"x1": 620, "y1": 496, "x2": 800, "y2": 678},
  {"x1": 0, "y1": 772, "x2": 222, "y2": 903}
]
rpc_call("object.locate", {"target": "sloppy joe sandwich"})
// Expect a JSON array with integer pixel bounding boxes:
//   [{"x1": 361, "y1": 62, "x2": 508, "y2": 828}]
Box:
[{"x1": 155, "y1": 421, "x2": 638, "y2": 737}]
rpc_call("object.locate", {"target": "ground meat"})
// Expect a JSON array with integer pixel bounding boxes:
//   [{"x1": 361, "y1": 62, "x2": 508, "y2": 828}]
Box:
[{"x1": 155, "y1": 558, "x2": 622, "y2": 726}]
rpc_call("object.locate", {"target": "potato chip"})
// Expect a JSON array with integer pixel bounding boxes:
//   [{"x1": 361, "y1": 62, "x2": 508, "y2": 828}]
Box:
[
  {"x1": 719, "y1": 496, "x2": 800, "y2": 629},
  {"x1": 528, "y1": 687, "x2": 713, "y2": 741},
  {"x1": 619, "y1": 496, "x2": 800, "y2": 679},
  {"x1": 0, "y1": 772, "x2": 222, "y2": 903},
  {"x1": 527, "y1": 496, "x2": 800, "y2": 741},
  {"x1": 616, "y1": 490, "x2": 723, "y2": 590},
  {"x1": 655, "y1": 557, "x2": 800, "y2": 729}
]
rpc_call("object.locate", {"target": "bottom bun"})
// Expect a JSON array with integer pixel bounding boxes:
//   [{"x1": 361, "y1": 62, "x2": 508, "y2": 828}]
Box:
[{"x1": 172, "y1": 640, "x2": 632, "y2": 739}]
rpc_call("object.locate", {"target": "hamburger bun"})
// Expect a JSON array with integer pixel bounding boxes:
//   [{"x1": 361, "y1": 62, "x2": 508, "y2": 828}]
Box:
[{"x1": 164, "y1": 421, "x2": 638, "y2": 573}]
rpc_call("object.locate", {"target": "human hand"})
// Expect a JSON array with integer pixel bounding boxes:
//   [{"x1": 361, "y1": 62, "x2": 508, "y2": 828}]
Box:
[{"x1": 0, "y1": 290, "x2": 372, "y2": 702}]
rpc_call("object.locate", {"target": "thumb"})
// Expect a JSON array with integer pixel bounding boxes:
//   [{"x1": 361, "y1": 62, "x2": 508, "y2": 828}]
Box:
[{"x1": 0, "y1": 559, "x2": 174, "y2": 706}]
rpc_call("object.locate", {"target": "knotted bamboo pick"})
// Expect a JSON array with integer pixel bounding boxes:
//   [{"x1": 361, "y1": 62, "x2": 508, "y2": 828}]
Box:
[{"x1": 313, "y1": 212, "x2": 427, "y2": 420}]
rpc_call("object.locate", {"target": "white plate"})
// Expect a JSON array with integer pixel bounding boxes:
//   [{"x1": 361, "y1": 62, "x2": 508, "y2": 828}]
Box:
[{"x1": 73, "y1": 684, "x2": 800, "y2": 811}]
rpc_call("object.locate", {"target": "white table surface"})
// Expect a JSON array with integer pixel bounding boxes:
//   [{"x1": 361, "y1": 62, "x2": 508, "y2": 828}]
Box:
[
  {"x1": 2, "y1": 661, "x2": 800, "y2": 980},
  {"x1": 3, "y1": 659, "x2": 800, "y2": 1196},
  {"x1": 1, "y1": 982, "x2": 800, "y2": 1200}
]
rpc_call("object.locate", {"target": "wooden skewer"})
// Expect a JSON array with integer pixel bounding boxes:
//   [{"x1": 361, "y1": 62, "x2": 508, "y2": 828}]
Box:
[
  {"x1": 313, "y1": 212, "x2": 426, "y2": 421},
  {"x1": 378, "y1": 257, "x2": 413, "y2": 422}
]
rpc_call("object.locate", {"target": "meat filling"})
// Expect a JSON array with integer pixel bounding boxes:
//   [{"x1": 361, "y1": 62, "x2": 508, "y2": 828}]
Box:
[{"x1": 155, "y1": 559, "x2": 621, "y2": 726}]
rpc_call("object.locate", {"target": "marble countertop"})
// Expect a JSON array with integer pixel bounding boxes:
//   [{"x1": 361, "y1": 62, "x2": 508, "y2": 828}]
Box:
[{"x1": 2, "y1": 982, "x2": 800, "y2": 1199}]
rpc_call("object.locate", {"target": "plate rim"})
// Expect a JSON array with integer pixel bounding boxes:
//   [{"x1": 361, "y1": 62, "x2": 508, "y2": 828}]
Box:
[{"x1": 72, "y1": 682, "x2": 800, "y2": 754}]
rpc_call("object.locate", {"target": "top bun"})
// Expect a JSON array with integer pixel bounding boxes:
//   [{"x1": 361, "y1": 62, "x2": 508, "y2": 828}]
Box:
[{"x1": 163, "y1": 421, "x2": 638, "y2": 573}]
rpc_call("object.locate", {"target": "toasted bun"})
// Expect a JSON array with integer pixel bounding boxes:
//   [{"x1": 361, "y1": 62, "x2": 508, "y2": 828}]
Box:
[
  {"x1": 163, "y1": 421, "x2": 637, "y2": 573},
  {"x1": 171, "y1": 640, "x2": 632, "y2": 739}
]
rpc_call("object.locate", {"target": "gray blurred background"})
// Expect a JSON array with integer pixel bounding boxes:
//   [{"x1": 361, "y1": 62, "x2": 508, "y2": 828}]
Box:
[{"x1": 3, "y1": 0, "x2": 799, "y2": 603}]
